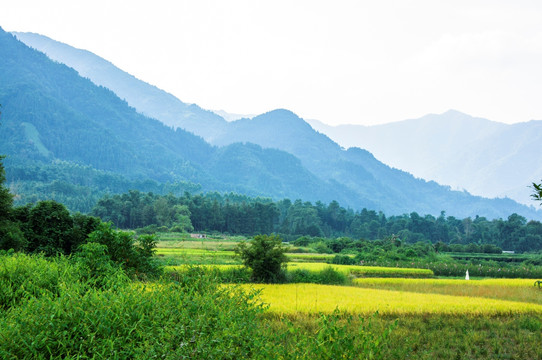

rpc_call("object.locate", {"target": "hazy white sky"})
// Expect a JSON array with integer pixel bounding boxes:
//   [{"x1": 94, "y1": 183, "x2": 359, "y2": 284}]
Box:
[{"x1": 2, "y1": 0, "x2": 542, "y2": 126}]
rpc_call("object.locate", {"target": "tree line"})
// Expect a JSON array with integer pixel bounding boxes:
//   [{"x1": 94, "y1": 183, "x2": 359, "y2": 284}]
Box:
[
  {"x1": 91, "y1": 190, "x2": 542, "y2": 253},
  {"x1": 0, "y1": 156, "x2": 159, "y2": 277}
]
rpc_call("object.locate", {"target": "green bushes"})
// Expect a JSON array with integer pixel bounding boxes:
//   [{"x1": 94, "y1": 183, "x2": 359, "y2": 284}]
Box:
[
  {"x1": 235, "y1": 234, "x2": 288, "y2": 283},
  {"x1": 0, "y1": 253, "x2": 63, "y2": 310},
  {"x1": 86, "y1": 222, "x2": 161, "y2": 279},
  {"x1": 0, "y1": 257, "x2": 267, "y2": 359},
  {"x1": 287, "y1": 266, "x2": 349, "y2": 285},
  {"x1": 0, "y1": 253, "x2": 399, "y2": 359}
]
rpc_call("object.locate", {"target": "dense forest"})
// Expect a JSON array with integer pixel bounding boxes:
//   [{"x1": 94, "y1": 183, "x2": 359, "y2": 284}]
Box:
[{"x1": 92, "y1": 191, "x2": 542, "y2": 253}]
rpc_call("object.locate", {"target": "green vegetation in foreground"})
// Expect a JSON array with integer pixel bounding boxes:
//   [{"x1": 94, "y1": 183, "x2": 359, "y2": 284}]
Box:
[
  {"x1": 265, "y1": 313, "x2": 542, "y2": 360},
  {"x1": 4, "y1": 252, "x2": 542, "y2": 359},
  {"x1": 0, "y1": 252, "x2": 398, "y2": 359}
]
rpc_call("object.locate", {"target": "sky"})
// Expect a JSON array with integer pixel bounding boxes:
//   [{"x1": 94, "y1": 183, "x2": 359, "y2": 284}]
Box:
[{"x1": 1, "y1": 0, "x2": 542, "y2": 126}]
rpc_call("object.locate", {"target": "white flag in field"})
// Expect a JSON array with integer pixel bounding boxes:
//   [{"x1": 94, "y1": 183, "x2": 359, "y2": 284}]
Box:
[{"x1": 465, "y1": 270, "x2": 470, "y2": 280}]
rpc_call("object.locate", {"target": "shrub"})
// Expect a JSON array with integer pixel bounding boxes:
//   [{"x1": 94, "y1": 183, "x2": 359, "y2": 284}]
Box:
[
  {"x1": 87, "y1": 222, "x2": 161, "y2": 278},
  {"x1": 73, "y1": 242, "x2": 127, "y2": 288},
  {"x1": 26, "y1": 200, "x2": 73, "y2": 256},
  {"x1": 287, "y1": 268, "x2": 319, "y2": 283},
  {"x1": 235, "y1": 234, "x2": 288, "y2": 283},
  {"x1": 331, "y1": 254, "x2": 357, "y2": 265},
  {"x1": 310, "y1": 241, "x2": 333, "y2": 254},
  {"x1": 318, "y1": 266, "x2": 348, "y2": 285}
]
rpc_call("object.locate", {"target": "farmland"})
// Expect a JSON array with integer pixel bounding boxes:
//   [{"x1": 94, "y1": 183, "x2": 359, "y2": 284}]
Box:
[
  {"x1": 2, "y1": 228, "x2": 542, "y2": 358},
  {"x1": 157, "y1": 233, "x2": 542, "y2": 358}
]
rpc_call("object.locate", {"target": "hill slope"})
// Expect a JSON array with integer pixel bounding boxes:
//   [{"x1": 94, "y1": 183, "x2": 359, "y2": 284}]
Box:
[
  {"x1": 0, "y1": 28, "x2": 350, "y2": 211},
  {"x1": 13, "y1": 31, "x2": 229, "y2": 141},
  {"x1": 8, "y1": 29, "x2": 542, "y2": 220}
]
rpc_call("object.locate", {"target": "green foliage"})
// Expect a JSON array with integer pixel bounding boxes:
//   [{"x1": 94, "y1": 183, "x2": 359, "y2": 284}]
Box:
[
  {"x1": 532, "y1": 181, "x2": 542, "y2": 203},
  {"x1": 265, "y1": 309, "x2": 396, "y2": 360},
  {"x1": 0, "y1": 155, "x2": 12, "y2": 220},
  {"x1": 331, "y1": 254, "x2": 357, "y2": 265},
  {"x1": 0, "y1": 220, "x2": 26, "y2": 252},
  {"x1": 91, "y1": 190, "x2": 542, "y2": 253},
  {"x1": 287, "y1": 266, "x2": 349, "y2": 285},
  {"x1": 87, "y1": 222, "x2": 161, "y2": 278},
  {"x1": 25, "y1": 200, "x2": 73, "y2": 255},
  {"x1": 0, "y1": 156, "x2": 26, "y2": 252},
  {"x1": 73, "y1": 242, "x2": 126, "y2": 288},
  {"x1": 0, "y1": 262, "x2": 267, "y2": 359},
  {"x1": 0, "y1": 253, "x2": 63, "y2": 311},
  {"x1": 236, "y1": 234, "x2": 288, "y2": 283}
]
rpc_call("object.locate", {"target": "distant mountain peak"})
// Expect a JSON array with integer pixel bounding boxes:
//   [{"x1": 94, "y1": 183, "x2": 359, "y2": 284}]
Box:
[{"x1": 260, "y1": 108, "x2": 300, "y2": 119}]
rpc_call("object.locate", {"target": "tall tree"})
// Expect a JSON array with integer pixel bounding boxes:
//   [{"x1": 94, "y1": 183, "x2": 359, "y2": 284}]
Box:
[
  {"x1": 0, "y1": 155, "x2": 12, "y2": 220},
  {"x1": 0, "y1": 152, "x2": 27, "y2": 251}
]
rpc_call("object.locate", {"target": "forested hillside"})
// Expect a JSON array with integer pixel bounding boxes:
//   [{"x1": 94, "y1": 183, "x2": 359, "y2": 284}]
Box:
[
  {"x1": 0, "y1": 28, "x2": 355, "y2": 211},
  {"x1": 13, "y1": 31, "x2": 229, "y2": 139}
]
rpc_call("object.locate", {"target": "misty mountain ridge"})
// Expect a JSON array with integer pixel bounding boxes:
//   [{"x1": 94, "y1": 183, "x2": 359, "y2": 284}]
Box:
[
  {"x1": 5, "y1": 28, "x2": 541, "y2": 220},
  {"x1": 12, "y1": 31, "x2": 229, "y2": 142},
  {"x1": 307, "y1": 110, "x2": 542, "y2": 206}
]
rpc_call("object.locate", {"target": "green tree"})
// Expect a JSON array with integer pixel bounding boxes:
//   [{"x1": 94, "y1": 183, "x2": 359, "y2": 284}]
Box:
[
  {"x1": 235, "y1": 234, "x2": 288, "y2": 283},
  {"x1": 87, "y1": 222, "x2": 160, "y2": 278},
  {"x1": 0, "y1": 154, "x2": 27, "y2": 251},
  {"x1": 26, "y1": 200, "x2": 73, "y2": 256},
  {"x1": 170, "y1": 204, "x2": 194, "y2": 233},
  {"x1": 0, "y1": 155, "x2": 12, "y2": 221},
  {"x1": 532, "y1": 182, "x2": 542, "y2": 203}
]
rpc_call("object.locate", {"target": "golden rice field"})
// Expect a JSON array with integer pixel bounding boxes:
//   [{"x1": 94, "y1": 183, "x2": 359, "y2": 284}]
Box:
[
  {"x1": 353, "y1": 278, "x2": 542, "y2": 304},
  {"x1": 242, "y1": 282, "x2": 542, "y2": 316}
]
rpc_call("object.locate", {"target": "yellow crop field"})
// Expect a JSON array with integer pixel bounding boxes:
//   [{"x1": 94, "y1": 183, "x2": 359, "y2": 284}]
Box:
[
  {"x1": 241, "y1": 283, "x2": 542, "y2": 315},
  {"x1": 353, "y1": 277, "x2": 542, "y2": 304},
  {"x1": 354, "y1": 277, "x2": 536, "y2": 288},
  {"x1": 288, "y1": 262, "x2": 434, "y2": 277}
]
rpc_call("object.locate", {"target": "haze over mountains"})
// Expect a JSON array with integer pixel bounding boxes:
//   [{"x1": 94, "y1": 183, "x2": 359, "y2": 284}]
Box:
[
  {"x1": 2, "y1": 29, "x2": 540, "y2": 220},
  {"x1": 308, "y1": 112, "x2": 542, "y2": 206}
]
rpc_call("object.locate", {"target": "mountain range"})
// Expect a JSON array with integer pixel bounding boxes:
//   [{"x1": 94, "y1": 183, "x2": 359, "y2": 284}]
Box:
[
  {"x1": 307, "y1": 112, "x2": 542, "y2": 207},
  {"x1": 2, "y1": 28, "x2": 540, "y2": 220}
]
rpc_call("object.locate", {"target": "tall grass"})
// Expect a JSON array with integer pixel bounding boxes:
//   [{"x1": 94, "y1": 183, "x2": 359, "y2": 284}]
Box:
[
  {"x1": 1, "y1": 253, "x2": 398, "y2": 359},
  {"x1": 0, "y1": 253, "x2": 65, "y2": 310},
  {"x1": 0, "y1": 261, "x2": 266, "y2": 359}
]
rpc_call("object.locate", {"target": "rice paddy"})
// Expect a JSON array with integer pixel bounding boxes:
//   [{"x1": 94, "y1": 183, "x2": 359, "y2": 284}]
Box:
[
  {"x1": 242, "y1": 282, "x2": 542, "y2": 316},
  {"x1": 158, "y1": 234, "x2": 542, "y2": 321}
]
